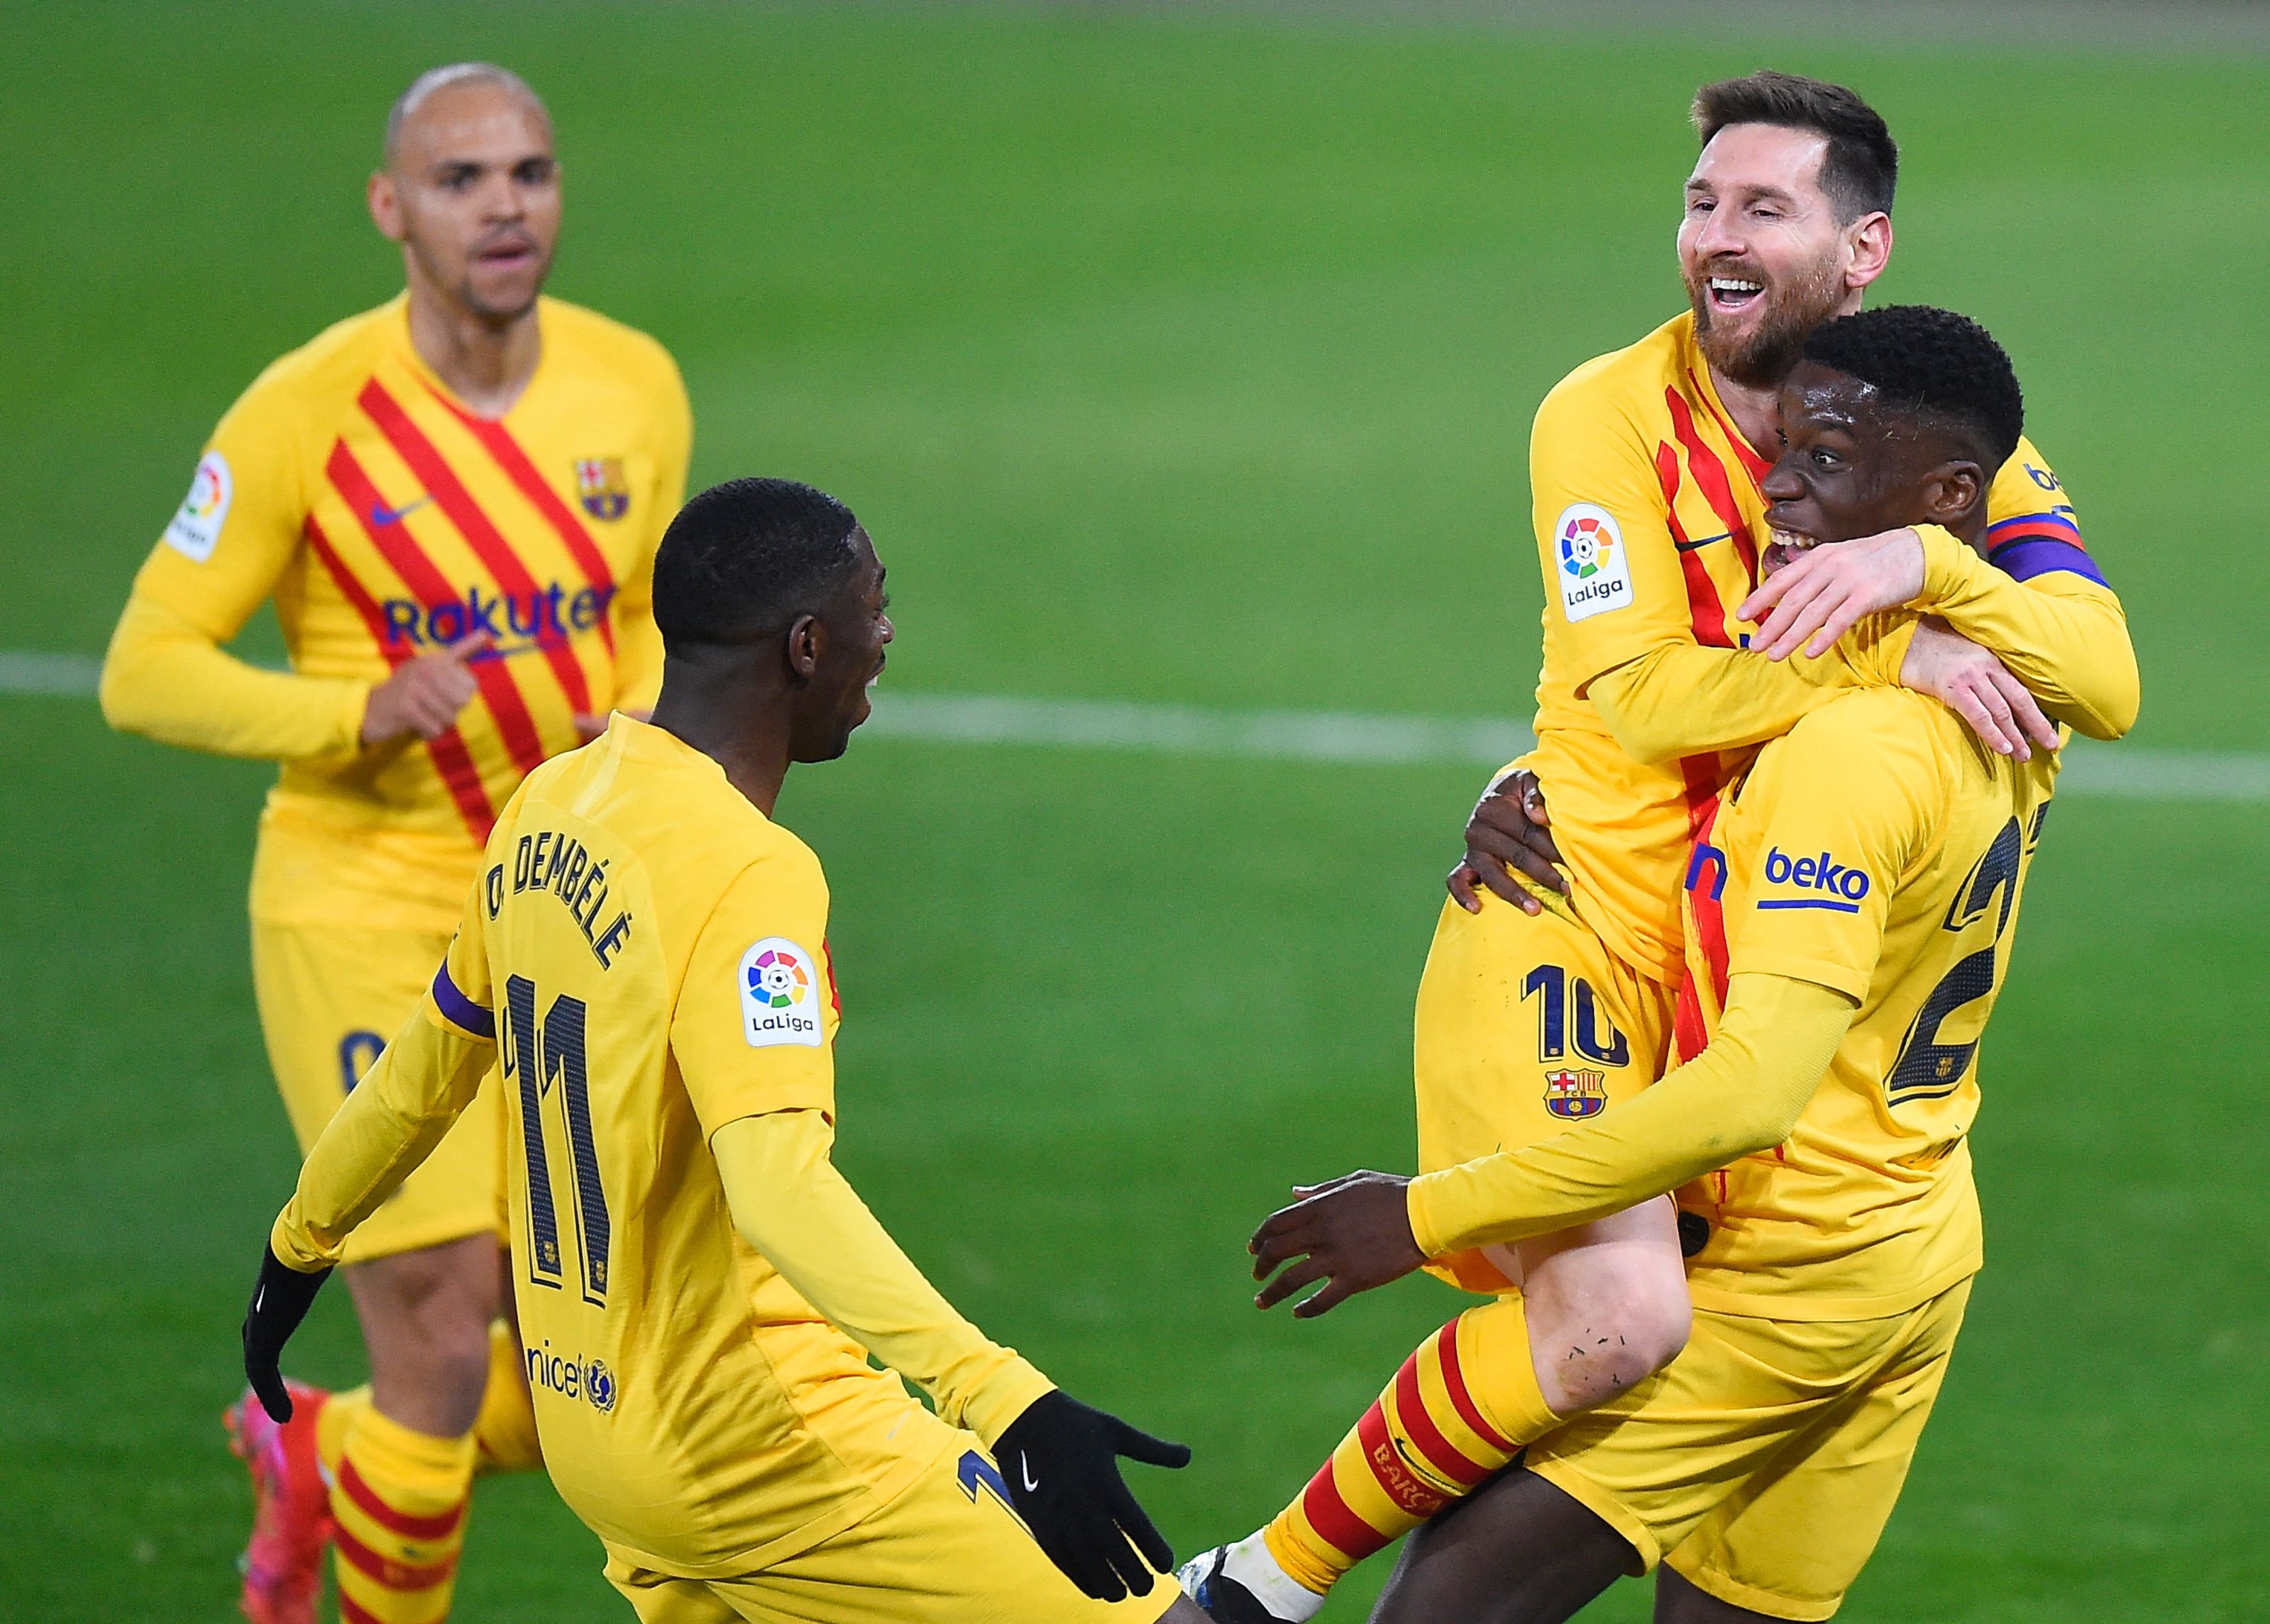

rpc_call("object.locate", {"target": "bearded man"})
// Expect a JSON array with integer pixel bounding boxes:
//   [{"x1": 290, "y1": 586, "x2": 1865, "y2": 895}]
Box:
[{"x1": 1180, "y1": 70, "x2": 2134, "y2": 1624}]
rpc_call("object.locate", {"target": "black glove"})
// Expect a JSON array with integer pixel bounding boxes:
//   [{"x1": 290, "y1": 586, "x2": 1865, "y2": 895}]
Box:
[
  {"x1": 242, "y1": 1243, "x2": 331, "y2": 1423},
  {"x1": 992, "y1": 1389, "x2": 1190, "y2": 1601}
]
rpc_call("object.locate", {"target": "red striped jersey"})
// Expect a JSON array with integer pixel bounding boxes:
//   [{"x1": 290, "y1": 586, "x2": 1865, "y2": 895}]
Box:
[
  {"x1": 1524, "y1": 310, "x2": 2083, "y2": 984},
  {"x1": 128, "y1": 295, "x2": 689, "y2": 853}
]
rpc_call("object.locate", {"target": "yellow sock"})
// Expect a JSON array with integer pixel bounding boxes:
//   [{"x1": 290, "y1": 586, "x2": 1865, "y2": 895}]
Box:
[
  {"x1": 329, "y1": 1403, "x2": 475, "y2": 1624},
  {"x1": 317, "y1": 1383, "x2": 370, "y2": 1479},
  {"x1": 1263, "y1": 1297, "x2": 1559, "y2": 1594},
  {"x1": 473, "y1": 1321, "x2": 544, "y2": 1477}
]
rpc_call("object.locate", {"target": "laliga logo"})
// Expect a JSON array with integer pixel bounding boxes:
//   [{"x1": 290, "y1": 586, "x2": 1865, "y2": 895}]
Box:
[
  {"x1": 739, "y1": 937, "x2": 825, "y2": 1049},
  {"x1": 748, "y1": 946, "x2": 810, "y2": 1010},
  {"x1": 184, "y1": 458, "x2": 227, "y2": 520},
  {"x1": 1560, "y1": 511, "x2": 1616, "y2": 579},
  {"x1": 1763, "y1": 846, "x2": 1870, "y2": 902}
]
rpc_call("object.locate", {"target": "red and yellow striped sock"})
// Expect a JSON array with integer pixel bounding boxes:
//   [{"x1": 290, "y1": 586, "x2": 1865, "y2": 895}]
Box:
[
  {"x1": 472, "y1": 1322, "x2": 543, "y2": 1477},
  {"x1": 326, "y1": 1402, "x2": 475, "y2": 1624},
  {"x1": 1262, "y1": 1297, "x2": 1559, "y2": 1595}
]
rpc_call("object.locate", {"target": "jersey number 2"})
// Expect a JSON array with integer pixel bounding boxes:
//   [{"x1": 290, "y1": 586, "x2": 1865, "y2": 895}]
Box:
[
  {"x1": 1885, "y1": 813, "x2": 2032, "y2": 1105},
  {"x1": 502, "y1": 974, "x2": 612, "y2": 1305}
]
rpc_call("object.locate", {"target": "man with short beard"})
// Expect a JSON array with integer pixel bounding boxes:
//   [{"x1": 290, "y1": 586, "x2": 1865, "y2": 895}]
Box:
[
  {"x1": 1179, "y1": 73, "x2": 2135, "y2": 1624},
  {"x1": 100, "y1": 63, "x2": 689, "y2": 1624}
]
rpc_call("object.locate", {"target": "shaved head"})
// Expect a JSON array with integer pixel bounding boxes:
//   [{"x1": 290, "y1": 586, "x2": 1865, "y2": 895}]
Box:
[{"x1": 384, "y1": 63, "x2": 549, "y2": 170}]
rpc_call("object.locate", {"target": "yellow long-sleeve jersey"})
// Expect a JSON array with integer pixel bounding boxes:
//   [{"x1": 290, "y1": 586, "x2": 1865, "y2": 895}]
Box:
[
  {"x1": 1410, "y1": 681, "x2": 2059, "y2": 1322},
  {"x1": 1521, "y1": 310, "x2": 2133, "y2": 983},
  {"x1": 101, "y1": 295, "x2": 689, "y2": 922},
  {"x1": 270, "y1": 716, "x2": 1053, "y2": 1577}
]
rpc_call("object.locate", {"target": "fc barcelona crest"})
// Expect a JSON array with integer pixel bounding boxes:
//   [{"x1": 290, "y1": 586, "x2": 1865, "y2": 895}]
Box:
[
  {"x1": 1543, "y1": 1068, "x2": 1607, "y2": 1120},
  {"x1": 574, "y1": 457, "x2": 630, "y2": 521}
]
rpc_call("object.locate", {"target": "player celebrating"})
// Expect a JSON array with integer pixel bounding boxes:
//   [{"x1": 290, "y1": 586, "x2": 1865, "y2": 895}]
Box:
[
  {"x1": 99, "y1": 64, "x2": 689, "y2": 1624},
  {"x1": 1242, "y1": 305, "x2": 2070, "y2": 1623},
  {"x1": 235, "y1": 477, "x2": 1209, "y2": 1624},
  {"x1": 1181, "y1": 74, "x2": 2137, "y2": 1622}
]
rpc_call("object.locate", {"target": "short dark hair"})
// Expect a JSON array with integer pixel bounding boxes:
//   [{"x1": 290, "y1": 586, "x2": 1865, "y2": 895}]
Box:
[
  {"x1": 1692, "y1": 71, "x2": 1897, "y2": 222},
  {"x1": 1802, "y1": 305, "x2": 2025, "y2": 468},
  {"x1": 652, "y1": 478, "x2": 863, "y2": 649}
]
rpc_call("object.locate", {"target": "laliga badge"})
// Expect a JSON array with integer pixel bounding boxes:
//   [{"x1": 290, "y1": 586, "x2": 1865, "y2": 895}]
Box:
[
  {"x1": 1555, "y1": 503, "x2": 1633, "y2": 622},
  {"x1": 739, "y1": 937, "x2": 824, "y2": 1048},
  {"x1": 165, "y1": 451, "x2": 233, "y2": 563}
]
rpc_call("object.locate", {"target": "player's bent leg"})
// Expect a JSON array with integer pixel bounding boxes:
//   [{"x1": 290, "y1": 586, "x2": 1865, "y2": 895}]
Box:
[
  {"x1": 346, "y1": 1234, "x2": 500, "y2": 1438},
  {"x1": 1367, "y1": 1466, "x2": 1633, "y2": 1624},
  {"x1": 317, "y1": 1234, "x2": 500, "y2": 1623},
  {"x1": 1513, "y1": 1196, "x2": 1690, "y2": 1414},
  {"x1": 248, "y1": 915, "x2": 512, "y2": 1623},
  {"x1": 1182, "y1": 901, "x2": 1682, "y2": 1621},
  {"x1": 1184, "y1": 1296, "x2": 1562, "y2": 1622}
]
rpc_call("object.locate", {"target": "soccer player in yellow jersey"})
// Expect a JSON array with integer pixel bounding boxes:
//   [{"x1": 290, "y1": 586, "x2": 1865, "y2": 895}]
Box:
[
  {"x1": 1180, "y1": 74, "x2": 2137, "y2": 1622},
  {"x1": 1242, "y1": 305, "x2": 2067, "y2": 1620},
  {"x1": 98, "y1": 63, "x2": 690, "y2": 1624},
  {"x1": 234, "y1": 477, "x2": 1209, "y2": 1624}
]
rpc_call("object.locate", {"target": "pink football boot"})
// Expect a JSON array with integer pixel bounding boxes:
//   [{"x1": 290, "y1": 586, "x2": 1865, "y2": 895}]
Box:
[{"x1": 224, "y1": 1381, "x2": 333, "y2": 1624}]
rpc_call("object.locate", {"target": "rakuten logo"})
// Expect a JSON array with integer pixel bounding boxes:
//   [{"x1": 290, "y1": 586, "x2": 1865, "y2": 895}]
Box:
[{"x1": 380, "y1": 584, "x2": 617, "y2": 650}]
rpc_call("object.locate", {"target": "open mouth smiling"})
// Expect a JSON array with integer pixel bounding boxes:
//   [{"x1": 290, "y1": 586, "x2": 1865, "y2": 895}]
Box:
[
  {"x1": 1707, "y1": 275, "x2": 1765, "y2": 314},
  {"x1": 1761, "y1": 526, "x2": 1818, "y2": 575}
]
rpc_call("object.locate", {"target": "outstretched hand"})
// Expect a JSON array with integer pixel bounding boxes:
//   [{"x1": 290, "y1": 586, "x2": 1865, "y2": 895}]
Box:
[
  {"x1": 993, "y1": 1390, "x2": 1190, "y2": 1601},
  {"x1": 1448, "y1": 768, "x2": 1565, "y2": 917},
  {"x1": 1249, "y1": 1170, "x2": 1427, "y2": 1319}
]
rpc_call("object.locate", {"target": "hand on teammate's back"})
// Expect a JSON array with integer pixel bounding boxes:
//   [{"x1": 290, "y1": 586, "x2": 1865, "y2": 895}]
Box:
[
  {"x1": 991, "y1": 1390, "x2": 1191, "y2": 1601},
  {"x1": 1248, "y1": 1169, "x2": 1428, "y2": 1318},
  {"x1": 1739, "y1": 525, "x2": 1928, "y2": 660},
  {"x1": 360, "y1": 629, "x2": 493, "y2": 744},
  {"x1": 241, "y1": 1244, "x2": 332, "y2": 1423},
  {"x1": 1900, "y1": 619, "x2": 2060, "y2": 761},
  {"x1": 1448, "y1": 767, "x2": 1565, "y2": 916}
]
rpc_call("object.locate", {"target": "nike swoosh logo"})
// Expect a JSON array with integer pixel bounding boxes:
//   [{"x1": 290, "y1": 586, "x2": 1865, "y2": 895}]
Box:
[
  {"x1": 1675, "y1": 530, "x2": 1731, "y2": 553},
  {"x1": 369, "y1": 495, "x2": 434, "y2": 527},
  {"x1": 1020, "y1": 1454, "x2": 1040, "y2": 1493}
]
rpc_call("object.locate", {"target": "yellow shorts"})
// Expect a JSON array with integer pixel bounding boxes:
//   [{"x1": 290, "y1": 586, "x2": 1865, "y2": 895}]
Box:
[
  {"x1": 1527, "y1": 1278, "x2": 1972, "y2": 1621},
  {"x1": 250, "y1": 913, "x2": 502, "y2": 1264},
  {"x1": 1412, "y1": 893, "x2": 1675, "y2": 1291},
  {"x1": 602, "y1": 1443, "x2": 1183, "y2": 1624}
]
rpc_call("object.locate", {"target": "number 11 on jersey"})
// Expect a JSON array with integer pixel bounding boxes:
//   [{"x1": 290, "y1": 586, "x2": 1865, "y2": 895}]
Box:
[{"x1": 502, "y1": 974, "x2": 612, "y2": 1305}]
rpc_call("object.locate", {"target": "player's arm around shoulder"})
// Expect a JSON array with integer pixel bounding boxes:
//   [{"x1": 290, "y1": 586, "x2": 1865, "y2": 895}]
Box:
[{"x1": 1963, "y1": 435, "x2": 2140, "y2": 739}]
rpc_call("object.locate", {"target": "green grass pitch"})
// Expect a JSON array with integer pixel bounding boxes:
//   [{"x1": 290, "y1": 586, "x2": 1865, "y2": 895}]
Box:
[{"x1": 2, "y1": 4, "x2": 2266, "y2": 1620}]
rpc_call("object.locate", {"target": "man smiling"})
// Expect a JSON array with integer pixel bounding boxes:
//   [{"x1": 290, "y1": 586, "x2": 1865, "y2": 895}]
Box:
[
  {"x1": 1247, "y1": 304, "x2": 2072, "y2": 1623},
  {"x1": 1181, "y1": 73, "x2": 2135, "y2": 1624},
  {"x1": 99, "y1": 62, "x2": 689, "y2": 1624}
]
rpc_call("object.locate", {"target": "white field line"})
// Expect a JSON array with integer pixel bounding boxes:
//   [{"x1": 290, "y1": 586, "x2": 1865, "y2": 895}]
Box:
[{"x1": 6, "y1": 649, "x2": 2262, "y2": 802}]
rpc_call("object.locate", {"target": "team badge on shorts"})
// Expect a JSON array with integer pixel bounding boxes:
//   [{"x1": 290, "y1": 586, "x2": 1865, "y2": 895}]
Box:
[
  {"x1": 1543, "y1": 1068, "x2": 1607, "y2": 1120},
  {"x1": 573, "y1": 457, "x2": 631, "y2": 521}
]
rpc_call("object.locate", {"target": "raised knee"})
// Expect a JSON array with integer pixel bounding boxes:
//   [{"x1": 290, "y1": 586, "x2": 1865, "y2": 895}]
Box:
[
  {"x1": 1534, "y1": 1277, "x2": 1690, "y2": 1413},
  {"x1": 1605, "y1": 1288, "x2": 1690, "y2": 1384}
]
